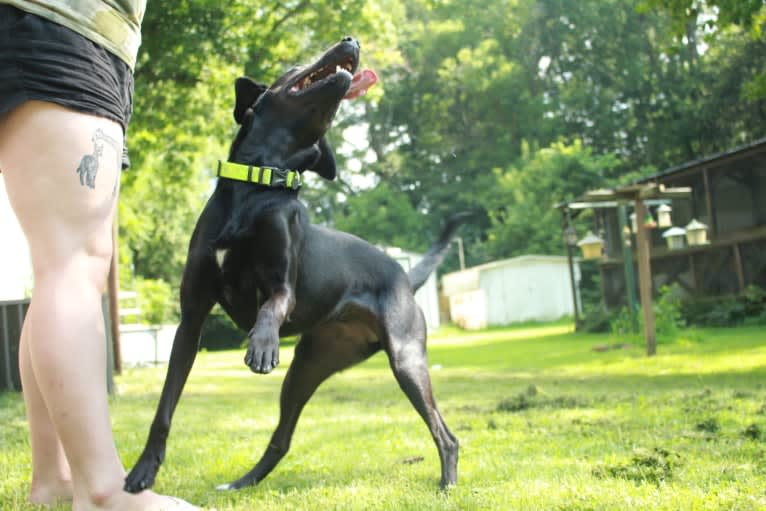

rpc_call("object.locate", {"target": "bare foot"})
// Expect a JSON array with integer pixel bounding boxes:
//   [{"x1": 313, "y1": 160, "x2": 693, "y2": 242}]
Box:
[
  {"x1": 29, "y1": 478, "x2": 73, "y2": 506},
  {"x1": 73, "y1": 488, "x2": 203, "y2": 511}
]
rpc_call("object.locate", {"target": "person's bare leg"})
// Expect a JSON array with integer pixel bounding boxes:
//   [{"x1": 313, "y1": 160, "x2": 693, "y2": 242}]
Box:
[
  {"x1": 18, "y1": 304, "x2": 74, "y2": 505},
  {"x1": 0, "y1": 101, "x2": 199, "y2": 511}
]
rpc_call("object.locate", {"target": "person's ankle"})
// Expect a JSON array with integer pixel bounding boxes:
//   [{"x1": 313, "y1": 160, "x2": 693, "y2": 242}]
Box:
[
  {"x1": 29, "y1": 476, "x2": 73, "y2": 505},
  {"x1": 71, "y1": 478, "x2": 127, "y2": 510}
]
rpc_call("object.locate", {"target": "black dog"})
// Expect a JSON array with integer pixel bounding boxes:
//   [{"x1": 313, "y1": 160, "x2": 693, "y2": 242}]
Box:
[{"x1": 124, "y1": 37, "x2": 459, "y2": 492}]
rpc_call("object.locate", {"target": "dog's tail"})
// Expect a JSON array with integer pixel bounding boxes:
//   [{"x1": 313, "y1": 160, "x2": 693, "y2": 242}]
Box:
[{"x1": 408, "y1": 212, "x2": 472, "y2": 291}]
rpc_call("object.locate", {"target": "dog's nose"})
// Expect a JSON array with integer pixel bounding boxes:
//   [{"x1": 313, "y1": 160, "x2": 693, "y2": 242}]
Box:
[{"x1": 342, "y1": 36, "x2": 359, "y2": 49}]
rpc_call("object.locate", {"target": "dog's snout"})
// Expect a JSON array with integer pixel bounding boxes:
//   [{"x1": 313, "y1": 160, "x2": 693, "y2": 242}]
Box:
[{"x1": 342, "y1": 36, "x2": 359, "y2": 49}]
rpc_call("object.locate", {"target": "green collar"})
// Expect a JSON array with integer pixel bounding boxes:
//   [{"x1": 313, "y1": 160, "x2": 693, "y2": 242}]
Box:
[{"x1": 217, "y1": 161, "x2": 302, "y2": 190}]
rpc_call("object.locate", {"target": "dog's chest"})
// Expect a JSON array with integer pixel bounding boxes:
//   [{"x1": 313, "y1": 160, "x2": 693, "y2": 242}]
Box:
[{"x1": 216, "y1": 247, "x2": 263, "y2": 306}]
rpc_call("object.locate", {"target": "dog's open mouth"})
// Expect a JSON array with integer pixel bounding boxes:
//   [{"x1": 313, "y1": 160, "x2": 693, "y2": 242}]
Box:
[
  {"x1": 289, "y1": 60, "x2": 378, "y2": 100},
  {"x1": 290, "y1": 59, "x2": 353, "y2": 93}
]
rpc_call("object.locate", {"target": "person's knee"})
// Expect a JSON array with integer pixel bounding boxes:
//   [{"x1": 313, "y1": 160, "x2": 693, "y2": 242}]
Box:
[{"x1": 33, "y1": 240, "x2": 113, "y2": 293}]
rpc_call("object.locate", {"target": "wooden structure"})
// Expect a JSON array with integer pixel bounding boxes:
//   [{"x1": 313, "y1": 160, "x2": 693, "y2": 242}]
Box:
[
  {"x1": 560, "y1": 184, "x2": 690, "y2": 355},
  {"x1": 558, "y1": 138, "x2": 766, "y2": 354},
  {"x1": 598, "y1": 138, "x2": 766, "y2": 307}
]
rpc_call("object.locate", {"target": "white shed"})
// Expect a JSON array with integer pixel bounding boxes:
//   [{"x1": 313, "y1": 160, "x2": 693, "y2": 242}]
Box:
[
  {"x1": 0, "y1": 177, "x2": 33, "y2": 300},
  {"x1": 384, "y1": 247, "x2": 440, "y2": 332},
  {"x1": 441, "y1": 255, "x2": 580, "y2": 330}
]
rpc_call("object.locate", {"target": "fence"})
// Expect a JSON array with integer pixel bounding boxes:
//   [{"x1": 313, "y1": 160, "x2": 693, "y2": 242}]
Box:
[
  {"x1": 0, "y1": 297, "x2": 115, "y2": 392},
  {"x1": 0, "y1": 299, "x2": 27, "y2": 391}
]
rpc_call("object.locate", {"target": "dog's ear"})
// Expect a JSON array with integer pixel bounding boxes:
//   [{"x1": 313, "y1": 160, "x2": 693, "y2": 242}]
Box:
[
  {"x1": 234, "y1": 77, "x2": 267, "y2": 124},
  {"x1": 311, "y1": 136, "x2": 337, "y2": 180}
]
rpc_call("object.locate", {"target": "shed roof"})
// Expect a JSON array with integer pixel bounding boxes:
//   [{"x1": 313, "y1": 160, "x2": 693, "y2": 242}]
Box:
[
  {"x1": 445, "y1": 254, "x2": 573, "y2": 276},
  {"x1": 556, "y1": 137, "x2": 766, "y2": 212},
  {"x1": 635, "y1": 136, "x2": 766, "y2": 184}
]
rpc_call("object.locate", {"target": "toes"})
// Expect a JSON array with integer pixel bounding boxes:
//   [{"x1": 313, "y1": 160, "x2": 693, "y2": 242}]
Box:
[{"x1": 246, "y1": 347, "x2": 278, "y2": 373}]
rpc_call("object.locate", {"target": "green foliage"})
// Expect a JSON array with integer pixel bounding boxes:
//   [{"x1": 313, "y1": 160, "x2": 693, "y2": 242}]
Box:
[
  {"x1": 199, "y1": 305, "x2": 245, "y2": 351},
  {"x1": 332, "y1": 181, "x2": 430, "y2": 251},
  {"x1": 119, "y1": 0, "x2": 406, "y2": 290},
  {"x1": 482, "y1": 140, "x2": 620, "y2": 258},
  {"x1": 580, "y1": 307, "x2": 618, "y2": 333},
  {"x1": 680, "y1": 285, "x2": 766, "y2": 327},
  {"x1": 653, "y1": 284, "x2": 686, "y2": 339},
  {"x1": 116, "y1": 0, "x2": 766, "y2": 310},
  {"x1": 578, "y1": 260, "x2": 613, "y2": 333},
  {"x1": 578, "y1": 260, "x2": 603, "y2": 312},
  {"x1": 611, "y1": 306, "x2": 641, "y2": 337},
  {"x1": 134, "y1": 277, "x2": 175, "y2": 325},
  {"x1": 609, "y1": 285, "x2": 685, "y2": 342},
  {"x1": 638, "y1": 0, "x2": 765, "y2": 31}
]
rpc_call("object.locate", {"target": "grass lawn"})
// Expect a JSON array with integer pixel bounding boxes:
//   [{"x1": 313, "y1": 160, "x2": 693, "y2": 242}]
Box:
[{"x1": 1, "y1": 322, "x2": 765, "y2": 510}]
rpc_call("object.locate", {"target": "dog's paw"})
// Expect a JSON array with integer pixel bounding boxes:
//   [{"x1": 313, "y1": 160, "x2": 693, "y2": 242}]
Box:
[
  {"x1": 124, "y1": 461, "x2": 158, "y2": 493},
  {"x1": 244, "y1": 330, "x2": 280, "y2": 374}
]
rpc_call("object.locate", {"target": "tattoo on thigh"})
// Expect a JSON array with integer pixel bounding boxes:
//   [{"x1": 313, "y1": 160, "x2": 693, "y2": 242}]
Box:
[{"x1": 75, "y1": 129, "x2": 121, "y2": 191}]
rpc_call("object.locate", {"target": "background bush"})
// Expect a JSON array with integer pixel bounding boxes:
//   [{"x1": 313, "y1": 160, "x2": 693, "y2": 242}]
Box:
[
  {"x1": 135, "y1": 277, "x2": 175, "y2": 325},
  {"x1": 680, "y1": 285, "x2": 766, "y2": 327}
]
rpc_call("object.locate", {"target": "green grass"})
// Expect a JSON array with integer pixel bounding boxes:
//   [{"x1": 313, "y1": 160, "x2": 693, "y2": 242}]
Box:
[{"x1": 2, "y1": 323, "x2": 766, "y2": 510}]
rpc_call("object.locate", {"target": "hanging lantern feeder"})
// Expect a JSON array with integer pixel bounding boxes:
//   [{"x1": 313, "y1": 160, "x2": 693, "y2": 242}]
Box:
[
  {"x1": 662, "y1": 226, "x2": 686, "y2": 250},
  {"x1": 577, "y1": 231, "x2": 604, "y2": 259},
  {"x1": 685, "y1": 219, "x2": 709, "y2": 246},
  {"x1": 657, "y1": 204, "x2": 673, "y2": 228}
]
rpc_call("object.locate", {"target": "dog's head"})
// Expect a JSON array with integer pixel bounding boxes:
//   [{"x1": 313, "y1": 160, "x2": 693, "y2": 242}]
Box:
[{"x1": 229, "y1": 37, "x2": 377, "y2": 180}]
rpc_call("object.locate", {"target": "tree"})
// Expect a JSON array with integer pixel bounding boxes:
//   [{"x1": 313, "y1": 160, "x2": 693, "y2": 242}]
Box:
[
  {"x1": 119, "y1": 0, "x2": 405, "y2": 311},
  {"x1": 480, "y1": 140, "x2": 620, "y2": 259}
]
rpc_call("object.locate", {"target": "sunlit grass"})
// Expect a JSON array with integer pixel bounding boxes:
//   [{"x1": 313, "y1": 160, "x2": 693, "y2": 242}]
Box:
[{"x1": 2, "y1": 323, "x2": 765, "y2": 510}]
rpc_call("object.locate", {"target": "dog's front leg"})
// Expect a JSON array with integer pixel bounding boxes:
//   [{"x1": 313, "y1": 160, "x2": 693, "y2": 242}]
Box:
[
  {"x1": 244, "y1": 211, "x2": 299, "y2": 374},
  {"x1": 245, "y1": 286, "x2": 294, "y2": 373}
]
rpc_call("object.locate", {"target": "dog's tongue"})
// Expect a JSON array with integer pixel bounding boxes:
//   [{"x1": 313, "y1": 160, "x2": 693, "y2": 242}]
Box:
[{"x1": 344, "y1": 69, "x2": 378, "y2": 100}]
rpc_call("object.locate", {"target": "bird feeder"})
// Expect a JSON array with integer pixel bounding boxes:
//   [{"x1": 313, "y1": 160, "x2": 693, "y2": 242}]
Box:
[
  {"x1": 577, "y1": 231, "x2": 604, "y2": 259},
  {"x1": 662, "y1": 226, "x2": 686, "y2": 250},
  {"x1": 685, "y1": 219, "x2": 708, "y2": 246},
  {"x1": 630, "y1": 210, "x2": 657, "y2": 231},
  {"x1": 563, "y1": 226, "x2": 578, "y2": 247},
  {"x1": 657, "y1": 204, "x2": 673, "y2": 228}
]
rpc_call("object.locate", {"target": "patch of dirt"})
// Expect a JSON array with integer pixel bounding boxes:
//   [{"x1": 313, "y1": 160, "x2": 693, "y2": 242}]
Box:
[
  {"x1": 743, "y1": 423, "x2": 763, "y2": 440},
  {"x1": 593, "y1": 447, "x2": 681, "y2": 484},
  {"x1": 592, "y1": 343, "x2": 633, "y2": 352},
  {"x1": 695, "y1": 417, "x2": 720, "y2": 434},
  {"x1": 496, "y1": 390, "x2": 589, "y2": 413}
]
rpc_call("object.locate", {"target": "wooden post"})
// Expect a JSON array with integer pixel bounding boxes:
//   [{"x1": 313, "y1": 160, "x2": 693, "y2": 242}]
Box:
[
  {"x1": 733, "y1": 243, "x2": 745, "y2": 292},
  {"x1": 702, "y1": 168, "x2": 717, "y2": 238},
  {"x1": 565, "y1": 241, "x2": 581, "y2": 329},
  {"x1": 108, "y1": 215, "x2": 122, "y2": 375},
  {"x1": 689, "y1": 254, "x2": 698, "y2": 292},
  {"x1": 634, "y1": 199, "x2": 657, "y2": 356}
]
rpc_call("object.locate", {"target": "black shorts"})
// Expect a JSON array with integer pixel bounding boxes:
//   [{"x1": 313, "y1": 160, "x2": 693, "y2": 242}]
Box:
[{"x1": 0, "y1": 4, "x2": 134, "y2": 169}]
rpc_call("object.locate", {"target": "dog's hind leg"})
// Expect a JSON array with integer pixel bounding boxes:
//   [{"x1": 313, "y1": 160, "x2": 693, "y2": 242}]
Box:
[
  {"x1": 383, "y1": 309, "x2": 458, "y2": 489},
  {"x1": 124, "y1": 261, "x2": 217, "y2": 493},
  {"x1": 220, "y1": 327, "x2": 379, "y2": 490}
]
